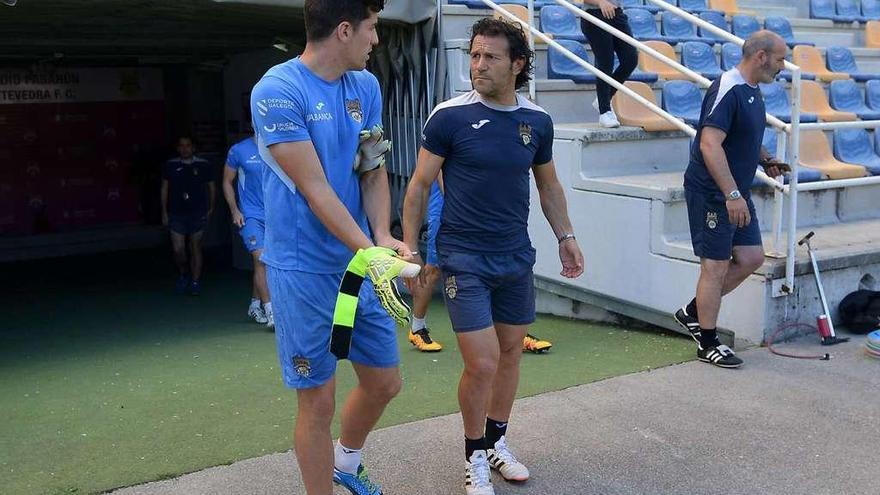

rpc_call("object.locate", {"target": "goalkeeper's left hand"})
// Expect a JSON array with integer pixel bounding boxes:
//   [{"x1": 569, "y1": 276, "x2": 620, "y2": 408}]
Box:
[{"x1": 352, "y1": 125, "x2": 391, "y2": 175}]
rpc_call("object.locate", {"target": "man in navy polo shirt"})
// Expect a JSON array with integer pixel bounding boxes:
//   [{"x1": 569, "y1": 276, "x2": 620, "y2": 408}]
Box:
[
  {"x1": 161, "y1": 136, "x2": 215, "y2": 295},
  {"x1": 673, "y1": 31, "x2": 788, "y2": 368},
  {"x1": 403, "y1": 17, "x2": 584, "y2": 495}
]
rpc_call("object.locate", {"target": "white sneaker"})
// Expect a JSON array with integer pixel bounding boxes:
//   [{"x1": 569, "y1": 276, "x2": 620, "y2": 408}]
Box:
[
  {"x1": 248, "y1": 305, "x2": 268, "y2": 324},
  {"x1": 598, "y1": 110, "x2": 620, "y2": 128},
  {"x1": 593, "y1": 97, "x2": 618, "y2": 119},
  {"x1": 465, "y1": 450, "x2": 495, "y2": 495},
  {"x1": 487, "y1": 436, "x2": 529, "y2": 482},
  {"x1": 266, "y1": 310, "x2": 274, "y2": 329}
]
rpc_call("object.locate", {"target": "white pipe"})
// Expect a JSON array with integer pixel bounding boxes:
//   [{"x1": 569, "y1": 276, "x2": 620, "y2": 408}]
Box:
[
  {"x1": 528, "y1": 0, "x2": 536, "y2": 101},
  {"x1": 785, "y1": 174, "x2": 880, "y2": 192},
  {"x1": 799, "y1": 121, "x2": 880, "y2": 130},
  {"x1": 784, "y1": 70, "x2": 802, "y2": 294}
]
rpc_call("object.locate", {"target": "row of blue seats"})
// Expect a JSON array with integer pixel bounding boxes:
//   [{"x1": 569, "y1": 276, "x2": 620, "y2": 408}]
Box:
[
  {"x1": 757, "y1": 127, "x2": 880, "y2": 185},
  {"x1": 548, "y1": 39, "x2": 880, "y2": 86},
  {"x1": 449, "y1": 0, "x2": 715, "y2": 12},
  {"x1": 541, "y1": 7, "x2": 811, "y2": 48},
  {"x1": 663, "y1": 79, "x2": 880, "y2": 124},
  {"x1": 811, "y1": 0, "x2": 880, "y2": 23}
]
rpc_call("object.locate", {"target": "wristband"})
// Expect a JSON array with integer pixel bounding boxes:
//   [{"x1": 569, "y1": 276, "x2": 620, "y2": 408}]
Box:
[{"x1": 558, "y1": 233, "x2": 576, "y2": 244}]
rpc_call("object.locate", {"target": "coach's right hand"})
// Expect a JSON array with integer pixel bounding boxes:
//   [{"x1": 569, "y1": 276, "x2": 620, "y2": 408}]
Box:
[{"x1": 726, "y1": 197, "x2": 750, "y2": 228}]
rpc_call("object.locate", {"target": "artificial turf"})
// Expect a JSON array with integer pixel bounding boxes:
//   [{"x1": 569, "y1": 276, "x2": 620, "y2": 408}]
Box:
[{"x1": 0, "y1": 249, "x2": 694, "y2": 494}]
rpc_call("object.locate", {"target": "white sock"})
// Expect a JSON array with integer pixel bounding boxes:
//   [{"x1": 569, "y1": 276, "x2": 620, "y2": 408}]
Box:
[
  {"x1": 411, "y1": 316, "x2": 426, "y2": 332},
  {"x1": 249, "y1": 298, "x2": 260, "y2": 309},
  {"x1": 263, "y1": 301, "x2": 273, "y2": 315},
  {"x1": 334, "y1": 440, "x2": 361, "y2": 475}
]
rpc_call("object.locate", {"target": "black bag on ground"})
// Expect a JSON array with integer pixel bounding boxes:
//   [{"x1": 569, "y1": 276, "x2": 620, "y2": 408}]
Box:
[{"x1": 838, "y1": 290, "x2": 880, "y2": 334}]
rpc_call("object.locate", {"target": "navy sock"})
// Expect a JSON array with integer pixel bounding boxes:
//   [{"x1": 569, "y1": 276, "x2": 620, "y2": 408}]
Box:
[
  {"x1": 465, "y1": 436, "x2": 487, "y2": 461},
  {"x1": 485, "y1": 417, "x2": 508, "y2": 447},
  {"x1": 686, "y1": 298, "x2": 698, "y2": 318},
  {"x1": 699, "y1": 328, "x2": 719, "y2": 348}
]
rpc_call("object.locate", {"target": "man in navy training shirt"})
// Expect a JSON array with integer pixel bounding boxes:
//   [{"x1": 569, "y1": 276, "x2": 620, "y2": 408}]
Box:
[
  {"x1": 402, "y1": 18, "x2": 584, "y2": 495},
  {"x1": 222, "y1": 133, "x2": 273, "y2": 328},
  {"x1": 250, "y1": 1, "x2": 409, "y2": 494},
  {"x1": 161, "y1": 136, "x2": 215, "y2": 296},
  {"x1": 674, "y1": 31, "x2": 788, "y2": 368}
]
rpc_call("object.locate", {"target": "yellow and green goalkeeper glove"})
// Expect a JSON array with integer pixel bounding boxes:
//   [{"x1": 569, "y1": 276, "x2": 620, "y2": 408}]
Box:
[{"x1": 330, "y1": 247, "x2": 421, "y2": 359}]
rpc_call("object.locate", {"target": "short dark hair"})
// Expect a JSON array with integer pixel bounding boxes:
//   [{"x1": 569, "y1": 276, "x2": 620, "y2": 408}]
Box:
[
  {"x1": 304, "y1": 0, "x2": 385, "y2": 42},
  {"x1": 469, "y1": 17, "x2": 534, "y2": 90}
]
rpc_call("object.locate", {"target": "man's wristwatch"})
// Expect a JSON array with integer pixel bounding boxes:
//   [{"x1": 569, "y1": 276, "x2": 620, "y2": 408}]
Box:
[
  {"x1": 558, "y1": 233, "x2": 576, "y2": 244},
  {"x1": 726, "y1": 189, "x2": 742, "y2": 201}
]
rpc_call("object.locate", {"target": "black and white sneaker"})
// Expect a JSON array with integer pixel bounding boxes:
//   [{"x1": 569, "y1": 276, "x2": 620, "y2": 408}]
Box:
[
  {"x1": 697, "y1": 344, "x2": 743, "y2": 368},
  {"x1": 673, "y1": 306, "x2": 701, "y2": 343}
]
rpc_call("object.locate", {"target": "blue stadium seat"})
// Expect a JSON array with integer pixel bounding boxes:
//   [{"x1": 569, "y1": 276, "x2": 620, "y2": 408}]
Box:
[
  {"x1": 720, "y1": 42, "x2": 742, "y2": 70},
  {"x1": 627, "y1": 8, "x2": 678, "y2": 43},
  {"x1": 623, "y1": 0, "x2": 662, "y2": 14},
  {"x1": 829, "y1": 79, "x2": 880, "y2": 119},
  {"x1": 678, "y1": 0, "x2": 710, "y2": 13},
  {"x1": 864, "y1": 0, "x2": 880, "y2": 20},
  {"x1": 662, "y1": 11, "x2": 707, "y2": 44},
  {"x1": 865, "y1": 79, "x2": 880, "y2": 109},
  {"x1": 697, "y1": 10, "x2": 730, "y2": 42},
  {"x1": 825, "y1": 46, "x2": 880, "y2": 81},
  {"x1": 764, "y1": 16, "x2": 815, "y2": 47},
  {"x1": 540, "y1": 5, "x2": 586, "y2": 42},
  {"x1": 837, "y1": 0, "x2": 869, "y2": 22},
  {"x1": 756, "y1": 127, "x2": 824, "y2": 184},
  {"x1": 759, "y1": 82, "x2": 820, "y2": 123},
  {"x1": 731, "y1": 14, "x2": 761, "y2": 39},
  {"x1": 680, "y1": 41, "x2": 723, "y2": 79},
  {"x1": 833, "y1": 128, "x2": 880, "y2": 174},
  {"x1": 662, "y1": 80, "x2": 703, "y2": 125},
  {"x1": 547, "y1": 39, "x2": 598, "y2": 83},
  {"x1": 810, "y1": 0, "x2": 857, "y2": 22}
]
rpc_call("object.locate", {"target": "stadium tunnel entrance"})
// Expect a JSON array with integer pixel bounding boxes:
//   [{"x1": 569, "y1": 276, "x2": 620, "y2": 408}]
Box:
[{"x1": 0, "y1": 0, "x2": 436, "y2": 264}]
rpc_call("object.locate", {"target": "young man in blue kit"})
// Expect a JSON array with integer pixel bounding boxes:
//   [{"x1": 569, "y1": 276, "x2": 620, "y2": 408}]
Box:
[
  {"x1": 250, "y1": 1, "x2": 408, "y2": 494},
  {"x1": 402, "y1": 18, "x2": 584, "y2": 495},
  {"x1": 222, "y1": 134, "x2": 273, "y2": 327},
  {"x1": 161, "y1": 136, "x2": 215, "y2": 296},
  {"x1": 673, "y1": 31, "x2": 788, "y2": 368}
]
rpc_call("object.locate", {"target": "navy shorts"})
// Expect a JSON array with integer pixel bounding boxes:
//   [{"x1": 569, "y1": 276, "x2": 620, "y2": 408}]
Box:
[
  {"x1": 266, "y1": 267, "x2": 399, "y2": 389},
  {"x1": 438, "y1": 248, "x2": 537, "y2": 332},
  {"x1": 239, "y1": 217, "x2": 265, "y2": 253},
  {"x1": 168, "y1": 212, "x2": 207, "y2": 236},
  {"x1": 685, "y1": 189, "x2": 762, "y2": 261}
]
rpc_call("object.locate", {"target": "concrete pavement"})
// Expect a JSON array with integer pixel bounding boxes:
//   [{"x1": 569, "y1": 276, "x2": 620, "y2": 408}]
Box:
[{"x1": 111, "y1": 334, "x2": 879, "y2": 495}]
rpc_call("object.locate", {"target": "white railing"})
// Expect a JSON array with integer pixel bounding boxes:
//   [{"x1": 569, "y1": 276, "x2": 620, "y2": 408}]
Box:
[{"x1": 469, "y1": 0, "x2": 876, "y2": 295}]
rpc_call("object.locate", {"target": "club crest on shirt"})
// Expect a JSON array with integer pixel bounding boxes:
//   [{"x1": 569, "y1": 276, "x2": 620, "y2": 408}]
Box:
[
  {"x1": 293, "y1": 356, "x2": 311, "y2": 377},
  {"x1": 445, "y1": 275, "x2": 458, "y2": 299},
  {"x1": 346, "y1": 98, "x2": 363, "y2": 123},
  {"x1": 248, "y1": 235, "x2": 257, "y2": 246},
  {"x1": 519, "y1": 122, "x2": 532, "y2": 146},
  {"x1": 706, "y1": 211, "x2": 718, "y2": 229}
]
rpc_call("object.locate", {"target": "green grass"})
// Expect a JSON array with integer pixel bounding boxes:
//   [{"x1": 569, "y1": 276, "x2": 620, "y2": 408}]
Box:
[{"x1": 0, "y1": 250, "x2": 694, "y2": 494}]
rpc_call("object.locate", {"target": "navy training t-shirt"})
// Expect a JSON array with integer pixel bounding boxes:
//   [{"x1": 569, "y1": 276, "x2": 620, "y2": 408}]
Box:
[
  {"x1": 421, "y1": 91, "x2": 554, "y2": 255},
  {"x1": 685, "y1": 68, "x2": 766, "y2": 196},
  {"x1": 162, "y1": 156, "x2": 212, "y2": 216}
]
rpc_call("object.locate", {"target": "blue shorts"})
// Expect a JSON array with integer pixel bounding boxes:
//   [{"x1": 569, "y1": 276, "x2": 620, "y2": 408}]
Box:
[
  {"x1": 685, "y1": 189, "x2": 762, "y2": 261},
  {"x1": 239, "y1": 217, "x2": 265, "y2": 253},
  {"x1": 425, "y1": 214, "x2": 440, "y2": 266},
  {"x1": 168, "y1": 212, "x2": 207, "y2": 236},
  {"x1": 266, "y1": 266, "x2": 399, "y2": 389},
  {"x1": 438, "y1": 248, "x2": 537, "y2": 332},
  {"x1": 425, "y1": 183, "x2": 444, "y2": 266}
]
